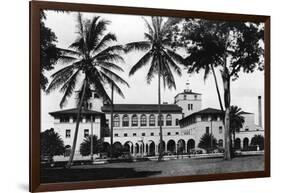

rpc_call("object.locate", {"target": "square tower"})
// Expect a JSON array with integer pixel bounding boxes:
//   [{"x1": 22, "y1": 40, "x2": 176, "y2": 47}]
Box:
[{"x1": 174, "y1": 89, "x2": 202, "y2": 117}]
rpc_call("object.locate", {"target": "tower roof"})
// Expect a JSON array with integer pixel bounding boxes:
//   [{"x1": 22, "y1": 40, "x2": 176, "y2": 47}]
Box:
[
  {"x1": 49, "y1": 108, "x2": 104, "y2": 117},
  {"x1": 179, "y1": 107, "x2": 224, "y2": 124}
]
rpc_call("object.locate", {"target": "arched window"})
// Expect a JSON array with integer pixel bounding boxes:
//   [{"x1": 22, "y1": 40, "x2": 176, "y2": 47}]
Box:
[
  {"x1": 113, "y1": 114, "x2": 120, "y2": 127},
  {"x1": 131, "y1": 114, "x2": 138, "y2": 126},
  {"x1": 158, "y1": 114, "x2": 164, "y2": 126},
  {"x1": 140, "y1": 114, "x2": 147, "y2": 126},
  {"x1": 218, "y1": 139, "x2": 223, "y2": 147},
  {"x1": 166, "y1": 114, "x2": 172, "y2": 126},
  {"x1": 64, "y1": 145, "x2": 71, "y2": 157},
  {"x1": 219, "y1": 126, "x2": 223, "y2": 134},
  {"x1": 149, "y1": 114, "x2": 155, "y2": 126},
  {"x1": 122, "y1": 115, "x2": 129, "y2": 127}
]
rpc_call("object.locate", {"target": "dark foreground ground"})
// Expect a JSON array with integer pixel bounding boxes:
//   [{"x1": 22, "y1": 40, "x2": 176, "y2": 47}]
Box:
[{"x1": 41, "y1": 155, "x2": 264, "y2": 183}]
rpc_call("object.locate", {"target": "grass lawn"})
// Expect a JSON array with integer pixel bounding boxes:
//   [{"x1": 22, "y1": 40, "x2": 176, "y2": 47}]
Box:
[{"x1": 41, "y1": 155, "x2": 264, "y2": 183}]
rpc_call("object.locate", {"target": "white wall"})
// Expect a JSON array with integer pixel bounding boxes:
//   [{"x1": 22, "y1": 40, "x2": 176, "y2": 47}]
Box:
[
  {"x1": 1, "y1": 0, "x2": 280, "y2": 193},
  {"x1": 175, "y1": 93, "x2": 202, "y2": 117}
]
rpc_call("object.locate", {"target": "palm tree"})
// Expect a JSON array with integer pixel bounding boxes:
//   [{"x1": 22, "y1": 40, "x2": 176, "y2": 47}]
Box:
[
  {"x1": 79, "y1": 135, "x2": 103, "y2": 156},
  {"x1": 229, "y1": 106, "x2": 245, "y2": 156},
  {"x1": 46, "y1": 13, "x2": 129, "y2": 168},
  {"x1": 41, "y1": 128, "x2": 65, "y2": 163},
  {"x1": 184, "y1": 35, "x2": 224, "y2": 111},
  {"x1": 198, "y1": 133, "x2": 218, "y2": 152},
  {"x1": 125, "y1": 17, "x2": 185, "y2": 160}
]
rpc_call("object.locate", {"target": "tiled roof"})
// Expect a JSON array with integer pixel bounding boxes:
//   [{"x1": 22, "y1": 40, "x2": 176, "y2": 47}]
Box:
[
  {"x1": 49, "y1": 108, "x2": 104, "y2": 117},
  {"x1": 193, "y1": 108, "x2": 224, "y2": 115},
  {"x1": 102, "y1": 104, "x2": 182, "y2": 113},
  {"x1": 179, "y1": 108, "x2": 224, "y2": 123}
]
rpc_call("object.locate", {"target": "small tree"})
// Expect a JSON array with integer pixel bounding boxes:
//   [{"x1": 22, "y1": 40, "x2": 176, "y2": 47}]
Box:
[
  {"x1": 111, "y1": 143, "x2": 126, "y2": 158},
  {"x1": 79, "y1": 135, "x2": 103, "y2": 156},
  {"x1": 41, "y1": 128, "x2": 65, "y2": 162},
  {"x1": 251, "y1": 135, "x2": 264, "y2": 150},
  {"x1": 198, "y1": 133, "x2": 218, "y2": 152}
]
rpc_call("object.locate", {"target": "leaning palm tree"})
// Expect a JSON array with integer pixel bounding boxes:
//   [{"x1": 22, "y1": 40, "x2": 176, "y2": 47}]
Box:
[
  {"x1": 125, "y1": 17, "x2": 185, "y2": 161},
  {"x1": 229, "y1": 105, "x2": 245, "y2": 156},
  {"x1": 184, "y1": 36, "x2": 224, "y2": 111},
  {"x1": 46, "y1": 13, "x2": 129, "y2": 168}
]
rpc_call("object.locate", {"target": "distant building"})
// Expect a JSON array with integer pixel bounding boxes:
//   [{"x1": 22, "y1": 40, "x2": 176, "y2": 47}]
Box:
[{"x1": 49, "y1": 88, "x2": 264, "y2": 160}]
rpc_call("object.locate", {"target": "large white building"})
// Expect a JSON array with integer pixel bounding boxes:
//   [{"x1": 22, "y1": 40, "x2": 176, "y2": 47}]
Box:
[{"x1": 49, "y1": 88, "x2": 264, "y2": 160}]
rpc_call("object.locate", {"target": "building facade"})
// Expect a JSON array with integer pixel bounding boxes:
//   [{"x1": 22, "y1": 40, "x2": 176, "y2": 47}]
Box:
[{"x1": 49, "y1": 89, "x2": 264, "y2": 160}]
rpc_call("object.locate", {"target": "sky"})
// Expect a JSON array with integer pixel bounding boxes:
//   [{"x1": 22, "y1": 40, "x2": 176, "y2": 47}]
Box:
[{"x1": 41, "y1": 10, "x2": 265, "y2": 130}]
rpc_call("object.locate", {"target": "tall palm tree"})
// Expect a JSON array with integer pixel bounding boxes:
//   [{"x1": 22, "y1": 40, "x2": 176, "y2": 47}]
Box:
[
  {"x1": 46, "y1": 13, "x2": 129, "y2": 168},
  {"x1": 229, "y1": 105, "x2": 245, "y2": 156},
  {"x1": 125, "y1": 17, "x2": 185, "y2": 161}
]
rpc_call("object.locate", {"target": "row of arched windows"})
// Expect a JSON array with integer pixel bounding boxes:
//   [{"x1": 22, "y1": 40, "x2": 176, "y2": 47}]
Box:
[{"x1": 113, "y1": 114, "x2": 176, "y2": 127}]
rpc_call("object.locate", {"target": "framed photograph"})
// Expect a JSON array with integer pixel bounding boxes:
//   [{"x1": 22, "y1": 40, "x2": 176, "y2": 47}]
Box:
[{"x1": 30, "y1": 1, "x2": 270, "y2": 192}]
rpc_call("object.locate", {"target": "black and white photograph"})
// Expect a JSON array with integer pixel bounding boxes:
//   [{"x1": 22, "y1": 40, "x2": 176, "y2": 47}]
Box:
[{"x1": 39, "y1": 9, "x2": 266, "y2": 184}]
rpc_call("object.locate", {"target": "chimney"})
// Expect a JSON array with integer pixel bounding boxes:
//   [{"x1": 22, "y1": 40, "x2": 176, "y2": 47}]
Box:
[{"x1": 258, "y1": 96, "x2": 262, "y2": 127}]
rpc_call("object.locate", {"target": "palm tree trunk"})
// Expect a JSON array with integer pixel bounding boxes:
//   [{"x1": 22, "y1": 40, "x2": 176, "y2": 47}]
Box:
[
  {"x1": 211, "y1": 64, "x2": 224, "y2": 111},
  {"x1": 66, "y1": 79, "x2": 87, "y2": 168},
  {"x1": 110, "y1": 83, "x2": 114, "y2": 158},
  {"x1": 232, "y1": 130, "x2": 236, "y2": 157},
  {"x1": 221, "y1": 60, "x2": 231, "y2": 160},
  {"x1": 157, "y1": 63, "x2": 164, "y2": 161}
]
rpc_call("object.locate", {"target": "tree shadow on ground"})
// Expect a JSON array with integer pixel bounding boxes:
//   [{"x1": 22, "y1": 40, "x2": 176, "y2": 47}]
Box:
[{"x1": 41, "y1": 167, "x2": 162, "y2": 183}]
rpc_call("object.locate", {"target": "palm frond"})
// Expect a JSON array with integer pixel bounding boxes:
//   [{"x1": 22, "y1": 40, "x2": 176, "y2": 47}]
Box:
[
  {"x1": 125, "y1": 41, "x2": 151, "y2": 53},
  {"x1": 76, "y1": 13, "x2": 84, "y2": 37},
  {"x1": 87, "y1": 17, "x2": 111, "y2": 51},
  {"x1": 69, "y1": 37, "x2": 85, "y2": 52},
  {"x1": 87, "y1": 69, "x2": 111, "y2": 103},
  {"x1": 59, "y1": 70, "x2": 80, "y2": 108},
  {"x1": 95, "y1": 45, "x2": 124, "y2": 56},
  {"x1": 146, "y1": 56, "x2": 158, "y2": 84},
  {"x1": 142, "y1": 17, "x2": 154, "y2": 36},
  {"x1": 57, "y1": 55, "x2": 77, "y2": 64},
  {"x1": 203, "y1": 64, "x2": 211, "y2": 81},
  {"x1": 129, "y1": 51, "x2": 152, "y2": 76},
  {"x1": 161, "y1": 58, "x2": 176, "y2": 89},
  {"x1": 165, "y1": 48, "x2": 185, "y2": 65},
  {"x1": 93, "y1": 33, "x2": 117, "y2": 52},
  {"x1": 97, "y1": 61, "x2": 124, "y2": 72},
  {"x1": 46, "y1": 65, "x2": 76, "y2": 94},
  {"x1": 58, "y1": 48, "x2": 81, "y2": 56},
  {"x1": 144, "y1": 32, "x2": 153, "y2": 41},
  {"x1": 99, "y1": 67, "x2": 129, "y2": 87},
  {"x1": 95, "y1": 52, "x2": 125, "y2": 64},
  {"x1": 99, "y1": 71, "x2": 125, "y2": 98},
  {"x1": 50, "y1": 61, "x2": 80, "y2": 78},
  {"x1": 162, "y1": 50, "x2": 182, "y2": 76}
]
